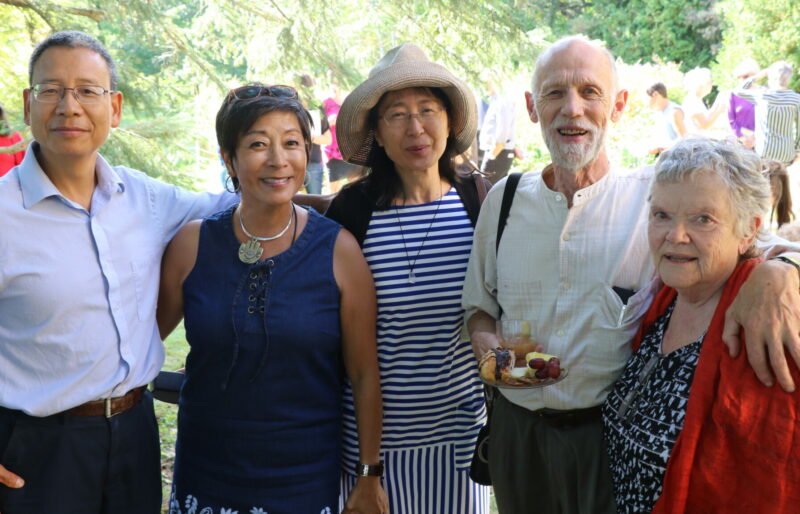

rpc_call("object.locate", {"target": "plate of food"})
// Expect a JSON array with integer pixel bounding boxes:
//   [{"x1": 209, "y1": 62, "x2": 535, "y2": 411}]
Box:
[{"x1": 478, "y1": 348, "x2": 568, "y2": 389}]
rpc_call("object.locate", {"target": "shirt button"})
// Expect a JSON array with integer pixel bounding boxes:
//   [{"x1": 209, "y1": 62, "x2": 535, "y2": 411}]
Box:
[
  {"x1": 555, "y1": 194, "x2": 563, "y2": 202},
  {"x1": 562, "y1": 281, "x2": 570, "y2": 290},
  {"x1": 562, "y1": 233, "x2": 571, "y2": 241},
  {"x1": 556, "y1": 329, "x2": 565, "y2": 337}
]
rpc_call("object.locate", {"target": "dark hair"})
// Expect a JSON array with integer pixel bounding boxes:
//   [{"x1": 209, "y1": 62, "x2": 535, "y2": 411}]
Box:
[
  {"x1": 29, "y1": 31, "x2": 117, "y2": 89},
  {"x1": 356, "y1": 87, "x2": 458, "y2": 209},
  {"x1": 215, "y1": 83, "x2": 313, "y2": 173},
  {"x1": 764, "y1": 160, "x2": 794, "y2": 227},
  {"x1": 0, "y1": 105, "x2": 9, "y2": 136},
  {"x1": 646, "y1": 82, "x2": 667, "y2": 98}
]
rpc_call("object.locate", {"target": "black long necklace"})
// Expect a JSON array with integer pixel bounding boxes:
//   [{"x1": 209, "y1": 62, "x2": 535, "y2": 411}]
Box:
[{"x1": 394, "y1": 185, "x2": 446, "y2": 284}]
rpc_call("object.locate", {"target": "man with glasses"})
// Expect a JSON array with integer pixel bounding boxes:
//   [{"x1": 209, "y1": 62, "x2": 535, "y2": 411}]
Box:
[
  {"x1": 462, "y1": 35, "x2": 800, "y2": 514},
  {"x1": 0, "y1": 31, "x2": 234, "y2": 513}
]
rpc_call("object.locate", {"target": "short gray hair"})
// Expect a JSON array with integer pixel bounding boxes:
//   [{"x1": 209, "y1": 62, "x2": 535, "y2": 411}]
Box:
[
  {"x1": 29, "y1": 31, "x2": 118, "y2": 90},
  {"x1": 530, "y1": 35, "x2": 618, "y2": 102},
  {"x1": 654, "y1": 138, "x2": 771, "y2": 256},
  {"x1": 683, "y1": 67, "x2": 712, "y2": 93},
  {"x1": 768, "y1": 61, "x2": 793, "y2": 88}
]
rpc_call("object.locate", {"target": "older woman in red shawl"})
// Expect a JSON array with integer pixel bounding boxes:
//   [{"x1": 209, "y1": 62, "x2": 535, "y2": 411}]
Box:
[{"x1": 603, "y1": 137, "x2": 800, "y2": 513}]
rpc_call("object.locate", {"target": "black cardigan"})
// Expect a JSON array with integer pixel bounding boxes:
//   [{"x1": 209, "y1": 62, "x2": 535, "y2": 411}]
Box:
[{"x1": 325, "y1": 173, "x2": 490, "y2": 247}]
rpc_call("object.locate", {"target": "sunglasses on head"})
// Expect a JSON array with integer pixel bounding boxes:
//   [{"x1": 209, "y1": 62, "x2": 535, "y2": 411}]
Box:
[{"x1": 228, "y1": 85, "x2": 298, "y2": 101}]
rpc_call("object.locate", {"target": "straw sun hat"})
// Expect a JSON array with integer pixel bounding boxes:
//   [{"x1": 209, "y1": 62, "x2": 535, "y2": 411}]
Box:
[{"x1": 336, "y1": 43, "x2": 477, "y2": 166}]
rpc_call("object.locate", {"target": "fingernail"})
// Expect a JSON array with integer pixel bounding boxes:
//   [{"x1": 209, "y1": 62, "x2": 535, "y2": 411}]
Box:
[{"x1": 15, "y1": 477, "x2": 24, "y2": 487}]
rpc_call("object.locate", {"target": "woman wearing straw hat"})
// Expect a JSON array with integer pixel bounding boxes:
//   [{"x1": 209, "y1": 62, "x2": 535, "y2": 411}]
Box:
[{"x1": 326, "y1": 43, "x2": 491, "y2": 513}]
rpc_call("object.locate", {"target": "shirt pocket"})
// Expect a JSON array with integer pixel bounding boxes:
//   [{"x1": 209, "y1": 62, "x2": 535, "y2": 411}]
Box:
[
  {"x1": 131, "y1": 252, "x2": 159, "y2": 321},
  {"x1": 497, "y1": 279, "x2": 544, "y2": 330},
  {"x1": 594, "y1": 279, "x2": 657, "y2": 332}
]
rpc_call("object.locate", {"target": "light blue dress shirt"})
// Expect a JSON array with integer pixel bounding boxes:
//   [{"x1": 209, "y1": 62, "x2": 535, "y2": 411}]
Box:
[{"x1": 0, "y1": 143, "x2": 236, "y2": 416}]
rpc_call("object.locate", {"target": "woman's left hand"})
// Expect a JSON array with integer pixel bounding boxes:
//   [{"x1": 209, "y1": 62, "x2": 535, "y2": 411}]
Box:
[{"x1": 342, "y1": 476, "x2": 389, "y2": 514}]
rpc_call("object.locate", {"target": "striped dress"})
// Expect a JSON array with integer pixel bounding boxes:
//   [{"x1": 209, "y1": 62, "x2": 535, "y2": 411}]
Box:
[
  {"x1": 340, "y1": 187, "x2": 489, "y2": 513},
  {"x1": 735, "y1": 88, "x2": 800, "y2": 163}
]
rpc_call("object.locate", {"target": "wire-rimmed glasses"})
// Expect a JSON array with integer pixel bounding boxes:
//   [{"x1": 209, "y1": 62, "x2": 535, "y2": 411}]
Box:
[
  {"x1": 30, "y1": 83, "x2": 114, "y2": 105},
  {"x1": 382, "y1": 106, "x2": 444, "y2": 127}
]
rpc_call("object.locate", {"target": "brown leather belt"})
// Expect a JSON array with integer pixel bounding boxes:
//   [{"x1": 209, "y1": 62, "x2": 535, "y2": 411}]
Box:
[{"x1": 67, "y1": 386, "x2": 146, "y2": 418}]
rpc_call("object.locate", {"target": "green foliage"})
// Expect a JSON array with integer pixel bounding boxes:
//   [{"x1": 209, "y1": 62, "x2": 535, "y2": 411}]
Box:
[
  {"x1": 573, "y1": 0, "x2": 722, "y2": 71},
  {"x1": 714, "y1": 0, "x2": 800, "y2": 90}
]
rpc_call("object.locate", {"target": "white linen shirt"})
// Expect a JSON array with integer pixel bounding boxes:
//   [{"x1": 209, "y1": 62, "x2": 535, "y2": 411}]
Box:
[
  {"x1": 0, "y1": 144, "x2": 235, "y2": 416},
  {"x1": 462, "y1": 167, "x2": 660, "y2": 411}
]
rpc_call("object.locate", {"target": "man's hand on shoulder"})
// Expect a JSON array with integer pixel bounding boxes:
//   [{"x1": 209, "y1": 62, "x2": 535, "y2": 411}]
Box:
[
  {"x1": 0, "y1": 463, "x2": 24, "y2": 488},
  {"x1": 723, "y1": 258, "x2": 800, "y2": 392}
]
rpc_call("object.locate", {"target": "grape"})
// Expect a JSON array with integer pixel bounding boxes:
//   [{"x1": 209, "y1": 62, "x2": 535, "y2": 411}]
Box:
[
  {"x1": 548, "y1": 357, "x2": 560, "y2": 366},
  {"x1": 535, "y1": 368, "x2": 549, "y2": 379},
  {"x1": 528, "y1": 358, "x2": 547, "y2": 370},
  {"x1": 547, "y1": 362, "x2": 561, "y2": 379}
]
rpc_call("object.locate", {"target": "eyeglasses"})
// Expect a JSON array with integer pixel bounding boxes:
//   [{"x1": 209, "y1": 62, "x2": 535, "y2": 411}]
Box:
[
  {"x1": 615, "y1": 353, "x2": 661, "y2": 424},
  {"x1": 382, "y1": 106, "x2": 444, "y2": 127},
  {"x1": 228, "y1": 85, "x2": 298, "y2": 101},
  {"x1": 31, "y1": 83, "x2": 114, "y2": 105}
]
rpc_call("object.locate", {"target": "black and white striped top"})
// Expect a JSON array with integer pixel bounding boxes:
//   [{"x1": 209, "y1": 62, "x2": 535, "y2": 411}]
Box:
[
  {"x1": 735, "y1": 88, "x2": 800, "y2": 163},
  {"x1": 340, "y1": 188, "x2": 486, "y2": 471}
]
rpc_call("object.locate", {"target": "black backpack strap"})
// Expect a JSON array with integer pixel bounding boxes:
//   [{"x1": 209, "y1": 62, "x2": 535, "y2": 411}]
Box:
[{"x1": 496, "y1": 173, "x2": 522, "y2": 254}]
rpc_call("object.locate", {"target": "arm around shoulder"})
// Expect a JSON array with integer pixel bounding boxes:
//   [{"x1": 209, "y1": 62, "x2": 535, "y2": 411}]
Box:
[{"x1": 157, "y1": 220, "x2": 202, "y2": 340}]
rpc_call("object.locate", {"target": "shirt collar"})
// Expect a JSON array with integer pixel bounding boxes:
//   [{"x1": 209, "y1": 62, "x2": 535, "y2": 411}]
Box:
[{"x1": 19, "y1": 141, "x2": 125, "y2": 209}]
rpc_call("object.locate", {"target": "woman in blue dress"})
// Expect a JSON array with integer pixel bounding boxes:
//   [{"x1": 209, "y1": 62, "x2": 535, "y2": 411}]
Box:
[{"x1": 157, "y1": 84, "x2": 387, "y2": 514}]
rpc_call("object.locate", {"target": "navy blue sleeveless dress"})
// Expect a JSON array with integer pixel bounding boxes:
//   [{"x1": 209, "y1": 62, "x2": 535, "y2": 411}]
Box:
[{"x1": 169, "y1": 205, "x2": 344, "y2": 514}]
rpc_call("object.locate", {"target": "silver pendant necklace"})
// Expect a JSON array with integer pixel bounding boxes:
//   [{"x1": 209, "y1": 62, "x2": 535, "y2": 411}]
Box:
[
  {"x1": 395, "y1": 185, "x2": 445, "y2": 284},
  {"x1": 237, "y1": 204, "x2": 295, "y2": 264}
]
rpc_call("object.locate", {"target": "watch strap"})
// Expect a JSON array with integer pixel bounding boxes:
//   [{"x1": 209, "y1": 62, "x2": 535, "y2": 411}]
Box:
[{"x1": 355, "y1": 460, "x2": 384, "y2": 477}]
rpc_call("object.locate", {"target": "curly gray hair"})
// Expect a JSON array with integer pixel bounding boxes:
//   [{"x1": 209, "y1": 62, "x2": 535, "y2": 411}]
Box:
[{"x1": 653, "y1": 138, "x2": 771, "y2": 257}]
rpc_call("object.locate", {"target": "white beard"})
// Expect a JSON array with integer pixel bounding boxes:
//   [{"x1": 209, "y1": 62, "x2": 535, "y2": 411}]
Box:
[{"x1": 542, "y1": 118, "x2": 606, "y2": 172}]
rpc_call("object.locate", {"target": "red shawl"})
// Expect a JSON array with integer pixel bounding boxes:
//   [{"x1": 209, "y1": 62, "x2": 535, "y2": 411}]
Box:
[{"x1": 630, "y1": 259, "x2": 800, "y2": 513}]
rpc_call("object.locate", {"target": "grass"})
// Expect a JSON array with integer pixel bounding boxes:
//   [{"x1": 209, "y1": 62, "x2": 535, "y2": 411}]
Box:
[{"x1": 155, "y1": 324, "x2": 500, "y2": 513}]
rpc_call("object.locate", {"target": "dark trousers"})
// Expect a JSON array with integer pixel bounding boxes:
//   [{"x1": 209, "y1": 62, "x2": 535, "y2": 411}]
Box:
[
  {"x1": 0, "y1": 391, "x2": 162, "y2": 513},
  {"x1": 482, "y1": 149, "x2": 515, "y2": 184},
  {"x1": 489, "y1": 394, "x2": 616, "y2": 514}
]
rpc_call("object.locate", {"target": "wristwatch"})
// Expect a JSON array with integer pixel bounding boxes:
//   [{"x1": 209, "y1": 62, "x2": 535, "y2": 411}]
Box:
[
  {"x1": 355, "y1": 460, "x2": 384, "y2": 477},
  {"x1": 771, "y1": 255, "x2": 800, "y2": 278}
]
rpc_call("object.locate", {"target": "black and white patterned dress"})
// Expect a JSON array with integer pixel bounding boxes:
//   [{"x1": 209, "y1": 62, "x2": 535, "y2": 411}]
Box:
[{"x1": 602, "y1": 301, "x2": 703, "y2": 513}]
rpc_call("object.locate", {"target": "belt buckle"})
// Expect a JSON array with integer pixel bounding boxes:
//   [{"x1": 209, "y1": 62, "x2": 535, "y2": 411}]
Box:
[{"x1": 104, "y1": 398, "x2": 117, "y2": 419}]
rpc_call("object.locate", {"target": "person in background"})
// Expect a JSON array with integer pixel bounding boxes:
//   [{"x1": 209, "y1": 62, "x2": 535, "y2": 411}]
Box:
[
  {"x1": 479, "y1": 77, "x2": 518, "y2": 184},
  {"x1": 682, "y1": 67, "x2": 726, "y2": 136},
  {"x1": 734, "y1": 61, "x2": 800, "y2": 165},
  {"x1": 0, "y1": 31, "x2": 236, "y2": 513},
  {"x1": 298, "y1": 73, "x2": 332, "y2": 194},
  {"x1": 324, "y1": 80, "x2": 363, "y2": 192},
  {"x1": 763, "y1": 159, "x2": 794, "y2": 229},
  {"x1": 157, "y1": 83, "x2": 386, "y2": 514},
  {"x1": 728, "y1": 58, "x2": 760, "y2": 148},
  {"x1": 0, "y1": 104, "x2": 25, "y2": 176},
  {"x1": 604, "y1": 137, "x2": 800, "y2": 513},
  {"x1": 646, "y1": 82, "x2": 686, "y2": 156},
  {"x1": 326, "y1": 43, "x2": 491, "y2": 513}
]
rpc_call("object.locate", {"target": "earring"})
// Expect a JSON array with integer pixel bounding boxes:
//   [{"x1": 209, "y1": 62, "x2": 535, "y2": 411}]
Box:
[{"x1": 225, "y1": 175, "x2": 240, "y2": 193}]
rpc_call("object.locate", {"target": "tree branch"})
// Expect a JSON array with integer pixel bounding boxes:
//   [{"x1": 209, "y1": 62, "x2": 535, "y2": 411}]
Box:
[{"x1": 0, "y1": 0, "x2": 105, "y2": 22}]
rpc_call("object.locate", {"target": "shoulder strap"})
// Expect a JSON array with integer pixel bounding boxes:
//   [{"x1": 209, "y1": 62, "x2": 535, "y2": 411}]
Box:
[
  {"x1": 496, "y1": 172, "x2": 522, "y2": 254},
  {"x1": 324, "y1": 181, "x2": 374, "y2": 247},
  {"x1": 475, "y1": 173, "x2": 489, "y2": 204}
]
